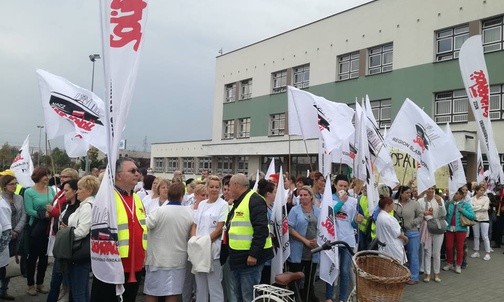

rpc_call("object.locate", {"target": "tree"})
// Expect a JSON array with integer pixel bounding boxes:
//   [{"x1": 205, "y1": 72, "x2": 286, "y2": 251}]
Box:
[
  {"x1": 51, "y1": 147, "x2": 73, "y2": 172},
  {"x1": 0, "y1": 142, "x2": 20, "y2": 170}
]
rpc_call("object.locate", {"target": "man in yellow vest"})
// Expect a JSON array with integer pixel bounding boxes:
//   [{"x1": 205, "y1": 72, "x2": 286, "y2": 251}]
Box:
[
  {"x1": 90, "y1": 158, "x2": 147, "y2": 302},
  {"x1": 225, "y1": 173, "x2": 273, "y2": 302}
]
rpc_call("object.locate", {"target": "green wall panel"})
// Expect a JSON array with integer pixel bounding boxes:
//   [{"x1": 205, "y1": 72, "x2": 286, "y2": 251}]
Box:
[{"x1": 222, "y1": 51, "x2": 504, "y2": 137}]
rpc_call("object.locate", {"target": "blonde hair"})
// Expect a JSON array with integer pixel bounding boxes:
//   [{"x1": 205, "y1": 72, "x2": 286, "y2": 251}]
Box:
[
  {"x1": 298, "y1": 185, "x2": 314, "y2": 199},
  {"x1": 78, "y1": 175, "x2": 100, "y2": 196},
  {"x1": 206, "y1": 175, "x2": 221, "y2": 188},
  {"x1": 194, "y1": 184, "x2": 207, "y2": 196},
  {"x1": 60, "y1": 168, "x2": 79, "y2": 180},
  {"x1": 155, "y1": 178, "x2": 171, "y2": 196}
]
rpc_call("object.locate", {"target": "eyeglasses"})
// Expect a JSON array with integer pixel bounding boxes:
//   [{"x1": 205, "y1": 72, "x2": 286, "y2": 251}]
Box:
[{"x1": 124, "y1": 168, "x2": 138, "y2": 174}]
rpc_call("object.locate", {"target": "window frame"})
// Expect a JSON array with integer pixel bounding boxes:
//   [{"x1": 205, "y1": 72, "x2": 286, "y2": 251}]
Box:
[
  {"x1": 368, "y1": 43, "x2": 393, "y2": 75},
  {"x1": 370, "y1": 99, "x2": 392, "y2": 128},
  {"x1": 272, "y1": 70, "x2": 288, "y2": 94},
  {"x1": 240, "y1": 79, "x2": 253, "y2": 100},
  {"x1": 269, "y1": 113, "x2": 286, "y2": 136},
  {"x1": 434, "y1": 89, "x2": 469, "y2": 124},
  {"x1": 293, "y1": 64, "x2": 310, "y2": 89},
  {"x1": 337, "y1": 51, "x2": 360, "y2": 81},
  {"x1": 223, "y1": 119, "x2": 235, "y2": 139},
  {"x1": 166, "y1": 157, "x2": 178, "y2": 173},
  {"x1": 198, "y1": 157, "x2": 212, "y2": 174},
  {"x1": 224, "y1": 83, "x2": 237, "y2": 103},
  {"x1": 238, "y1": 117, "x2": 251, "y2": 138},
  {"x1": 182, "y1": 157, "x2": 194, "y2": 174},
  {"x1": 482, "y1": 16, "x2": 504, "y2": 53}
]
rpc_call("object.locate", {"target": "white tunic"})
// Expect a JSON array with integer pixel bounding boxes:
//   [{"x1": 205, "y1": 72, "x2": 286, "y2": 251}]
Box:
[
  {"x1": 0, "y1": 198, "x2": 12, "y2": 268},
  {"x1": 376, "y1": 210, "x2": 407, "y2": 264}
]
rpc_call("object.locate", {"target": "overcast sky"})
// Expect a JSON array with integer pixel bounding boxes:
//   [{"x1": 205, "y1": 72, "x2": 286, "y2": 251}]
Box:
[{"x1": 0, "y1": 0, "x2": 372, "y2": 152}]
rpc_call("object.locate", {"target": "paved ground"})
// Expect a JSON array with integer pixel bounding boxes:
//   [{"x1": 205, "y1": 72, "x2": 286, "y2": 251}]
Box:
[{"x1": 5, "y1": 240, "x2": 504, "y2": 301}]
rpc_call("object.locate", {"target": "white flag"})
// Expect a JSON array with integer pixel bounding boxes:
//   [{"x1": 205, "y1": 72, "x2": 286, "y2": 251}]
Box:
[
  {"x1": 445, "y1": 123, "x2": 467, "y2": 199},
  {"x1": 265, "y1": 158, "x2": 276, "y2": 179},
  {"x1": 36, "y1": 69, "x2": 107, "y2": 153},
  {"x1": 91, "y1": 0, "x2": 149, "y2": 290},
  {"x1": 10, "y1": 136, "x2": 34, "y2": 187},
  {"x1": 288, "y1": 86, "x2": 354, "y2": 153},
  {"x1": 331, "y1": 134, "x2": 356, "y2": 166},
  {"x1": 385, "y1": 99, "x2": 462, "y2": 194},
  {"x1": 318, "y1": 135, "x2": 333, "y2": 177},
  {"x1": 459, "y1": 35, "x2": 504, "y2": 184},
  {"x1": 270, "y1": 167, "x2": 290, "y2": 283},
  {"x1": 64, "y1": 133, "x2": 90, "y2": 158},
  {"x1": 252, "y1": 169, "x2": 260, "y2": 191},
  {"x1": 476, "y1": 141, "x2": 485, "y2": 184},
  {"x1": 364, "y1": 96, "x2": 398, "y2": 188},
  {"x1": 317, "y1": 175, "x2": 339, "y2": 285}
]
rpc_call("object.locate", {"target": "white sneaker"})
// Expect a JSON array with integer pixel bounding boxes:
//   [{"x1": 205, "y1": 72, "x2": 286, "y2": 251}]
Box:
[
  {"x1": 483, "y1": 254, "x2": 491, "y2": 261},
  {"x1": 442, "y1": 264, "x2": 452, "y2": 271},
  {"x1": 455, "y1": 266, "x2": 462, "y2": 274},
  {"x1": 470, "y1": 251, "x2": 480, "y2": 258}
]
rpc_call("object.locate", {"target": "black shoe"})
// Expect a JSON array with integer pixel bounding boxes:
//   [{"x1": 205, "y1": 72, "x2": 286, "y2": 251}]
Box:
[{"x1": 0, "y1": 293, "x2": 15, "y2": 300}]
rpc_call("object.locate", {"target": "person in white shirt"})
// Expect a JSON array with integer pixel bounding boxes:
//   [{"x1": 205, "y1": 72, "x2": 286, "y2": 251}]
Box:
[
  {"x1": 145, "y1": 179, "x2": 170, "y2": 215},
  {"x1": 470, "y1": 185, "x2": 492, "y2": 261},
  {"x1": 190, "y1": 176, "x2": 228, "y2": 302},
  {"x1": 376, "y1": 197, "x2": 408, "y2": 263}
]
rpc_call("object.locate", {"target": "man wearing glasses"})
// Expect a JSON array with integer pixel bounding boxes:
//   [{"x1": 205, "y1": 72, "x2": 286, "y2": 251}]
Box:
[{"x1": 90, "y1": 158, "x2": 147, "y2": 302}]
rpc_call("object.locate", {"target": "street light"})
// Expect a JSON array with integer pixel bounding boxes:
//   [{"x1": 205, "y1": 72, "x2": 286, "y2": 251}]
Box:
[
  {"x1": 86, "y1": 54, "x2": 101, "y2": 173},
  {"x1": 89, "y1": 54, "x2": 101, "y2": 92},
  {"x1": 37, "y1": 125, "x2": 44, "y2": 166}
]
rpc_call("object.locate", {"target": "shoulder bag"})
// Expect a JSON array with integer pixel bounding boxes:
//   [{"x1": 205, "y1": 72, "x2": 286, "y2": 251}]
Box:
[
  {"x1": 52, "y1": 227, "x2": 74, "y2": 260},
  {"x1": 460, "y1": 212, "x2": 476, "y2": 227},
  {"x1": 425, "y1": 200, "x2": 447, "y2": 234}
]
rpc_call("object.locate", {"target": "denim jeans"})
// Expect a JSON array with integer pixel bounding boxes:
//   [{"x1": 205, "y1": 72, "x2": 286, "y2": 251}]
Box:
[
  {"x1": 231, "y1": 263, "x2": 264, "y2": 302},
  {"x1": 405, "y1": 230, "x2": 420, "y2": 281},
  {"x1": 68, "y1": 261, "x2": 91, "y2": 302},
  {"x1": 325, "y1": 246, "x2": 352, "y2": 301},
  {"x1": 47, "y1": 259, "x2": 69, "y2": 302}
]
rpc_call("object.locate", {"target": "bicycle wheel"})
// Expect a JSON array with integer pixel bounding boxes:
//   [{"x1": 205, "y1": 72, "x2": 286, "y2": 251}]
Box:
[{"x1": 252, "y1": 294, "x2": 286, "y2": 302}]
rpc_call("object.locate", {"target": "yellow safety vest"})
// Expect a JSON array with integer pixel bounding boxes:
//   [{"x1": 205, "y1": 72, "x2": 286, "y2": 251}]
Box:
[
  {"x1": 115, "y1": 191, "x2": 147, "y2": 258},
  {"x1": 228, "y1": 190, "x2": 273, "y2": 250},
  {"x1": 358, "y1": 195, "x2": 370, "y2": 233}
]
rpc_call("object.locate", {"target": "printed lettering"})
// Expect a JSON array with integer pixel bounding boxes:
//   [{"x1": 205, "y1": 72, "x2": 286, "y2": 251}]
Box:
[
  {"x1": 110, "y1": 0, "x2": 147, "y2": 51},
  {"x1": 469, "y1": 70, "x2": 489, "y2": 118}
]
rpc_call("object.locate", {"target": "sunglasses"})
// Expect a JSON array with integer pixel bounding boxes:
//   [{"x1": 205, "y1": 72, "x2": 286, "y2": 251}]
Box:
[{"x1": 124, "y1": 168, "x2": 139, "y2": 174}]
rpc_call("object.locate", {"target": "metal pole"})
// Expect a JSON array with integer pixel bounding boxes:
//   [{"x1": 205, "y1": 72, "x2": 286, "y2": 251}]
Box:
[
  {"x1": 37, "y1": 125, "x2": 44, "y2": 166},
  {"x1": 86, "y1": 54, "x2": 100, "y2": 173}
]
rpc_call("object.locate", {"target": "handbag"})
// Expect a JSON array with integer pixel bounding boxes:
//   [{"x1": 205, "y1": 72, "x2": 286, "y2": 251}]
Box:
[
  {"x1": 52, "y1": 227, "x2": 74, "y2": 260},
  {"x1": 427, "y1": 218, "x2": 447, "y2": 234},
  {"x1": 72, "y1": 233, "x2": 91, "y2": 261},
  {"x1": 460, "y1": 213, "x2": 476, "y2": 227}
]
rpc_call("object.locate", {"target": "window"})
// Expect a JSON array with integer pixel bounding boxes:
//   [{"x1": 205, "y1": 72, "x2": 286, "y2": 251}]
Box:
[
  {"x1": 269, "y1": 113, "x2": 285, "y2": 136},
  {"x1": 236, "y1": 156, "x2": 249, "y2": 174},
  {"x1": 240, "y1": 79, "x2": 252, "y2": 100},
  {"x1": 370, "y1": 99, "x2": 392, "y2": 128},
  {"x1": 167, "y1": 157, "x2": 178, "y2": 172},
  {"x1": 272, "y1": 70, "x2": 287, "y2": 93},
  {"x1": 368, "y1": 43, "x2": 393, "y2": 75},
  {"x1": 435, "y1": 24, "x2": 469, "y2": 61},
  {"x1": 223, "y1": 119, "x2": 235, "y2": 139},
  {"x1": 338, "y1": 52, "x2": 360, "y2": 80},
  {"x1": 238, "y1": 118, "x2": 251, "y2": 138},
  {"x1": 224, "y1": 83, "x2": 236, "y2": 103},
  {"x1": 154, "y1": 157, "x2": 164, "y2": 173},
  {"x1": 198, "y1": 157, "x2": 212, "y2": 173},
  {"x1": 293, "y1": 64, "x2": 310, "y2": 88},
  {"x1": 182, "y1": 158, "x2": 194, "y2": 174},
  {"x1": 482, "y1": 16, "x2": 504, "y2": 53},
  {"x1": 217, "y1": 156, "x2": 234, "y2": 175},
  {"x1": 489, "y1": 84, "x2": 504, "y2": 120},
  {"x1": 434, "y1": 89, "x2": 469, "y2": 123}
]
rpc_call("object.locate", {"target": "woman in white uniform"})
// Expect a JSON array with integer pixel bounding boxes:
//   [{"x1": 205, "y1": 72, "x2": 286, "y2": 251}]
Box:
[{"x1": 376, "y1": 197, "x2": 408, "y2": 264}]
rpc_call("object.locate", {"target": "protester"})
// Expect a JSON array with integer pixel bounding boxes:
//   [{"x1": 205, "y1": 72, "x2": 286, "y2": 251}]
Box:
[
  {"x1": 418, "y1": 186, "x2": 445, "y2": 282},
  {"x1": 144, "y1": 182, "x2": 193, "y2": 302},
  {"x1": 142, "y1": 177, "x2": 159, "y2": 215},
  {"x1": 288, "y1": 185, "x2": 320, "y2": 302},
  {"x1": 0, "y1": 174, "x2": 25, "y2": 300},
  {"x1": 0, "y1": 180, "x2": 12, "y2": 301},
  {"x1": 90, "y1": 158, "x2": 147, "y2": 302},
  {"x1": 310, "y1": 172, "x2": 325, "y2": 208},
  {"x1": 224, "y1": 173, "x2": 273, "y2": 302},
  {"x1": 145, "y1": 178, "x2": 169, "y2": 215},
  {"x1": 47, "y1": 179, "x2": 80, "y2": 302},
  {"x1": 65, "y1": 175, "x2": 99, "y2": 302},
  {"x1": 256, "y1": 179, "x2": 276, "y2": 285},
  {"x1": 24, "y1": 166, "x2": 55, "y2": 296},
  {"x1": 470, "y1": 185, "x2": 491, "y2": 261},
  {"x1": 443, "y1": 188, "x2": 475, "y2": 274},
  {"x1": 190, "y1": 175, "x2": 228, "y2": 302},
  {"x1": 328, "y1": 174, "x2": 362, "y2": 302},
  {"x1": 375, "y1": 197, "x2": 408, "y2": 263}
]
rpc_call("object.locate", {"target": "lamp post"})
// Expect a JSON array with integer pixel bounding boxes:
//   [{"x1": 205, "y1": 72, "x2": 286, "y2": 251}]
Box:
[
  {"x1": 85, "y1": 54, "x2": 101, "y2": 173},
  {"x1": 37, "y1": 125, "x2": 44, "y2": 166}
]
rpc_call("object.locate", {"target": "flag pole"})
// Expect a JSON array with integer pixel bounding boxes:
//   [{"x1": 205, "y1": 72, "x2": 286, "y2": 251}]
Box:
[{"x1": 288, "y1": 135, "x2": 292, "y2": 176}]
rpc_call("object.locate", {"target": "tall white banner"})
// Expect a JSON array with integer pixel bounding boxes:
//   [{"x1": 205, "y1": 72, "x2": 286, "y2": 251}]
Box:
[
  {"x1": 385, "y1": 99, "x2": 462, "y2": 194},
  {"x1": 10, "y1": 136, "x2": 34, "y2": 187},
  {"x1": 91, "y1": 0, "x2": 148, "y2": 289},
  {"x1": 270, "y1": 167, "x2": 290, "y2": 283},
  {"x1": 476, "y1": 141, "x2": 485, "y2": 184},
  {"x1": 459, "y1": 35, "x2": 504, "y2": 184},
  {"x1": 317, "y1": 175, "x2": 339, "y2": 285},
  {"x1": 445, "y1": 124, "x2": 467, "y2": 199},
  {"x1": 36, "y1": 69, "x2": 107, "y2": 153}
]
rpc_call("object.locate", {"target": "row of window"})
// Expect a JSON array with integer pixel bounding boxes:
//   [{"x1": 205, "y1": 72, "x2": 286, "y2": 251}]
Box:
[
  {"x1": 223, "y1": 113, "x2": 285, "y2": 139},
  {"x1": 153, "y1": 156, "x2": 248, "y2": 175},
  {"x1": 223, "y1": 15, "x2": 504, "y2": 102}
]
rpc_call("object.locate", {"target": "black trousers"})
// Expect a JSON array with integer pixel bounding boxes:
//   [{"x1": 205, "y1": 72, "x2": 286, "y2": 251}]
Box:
[
  {"x1": 90, "y1": 271, "x2": 142, "y2": 302},
  {"x1": 26, "y1": 235, "x2": 49, "y2": 286}
]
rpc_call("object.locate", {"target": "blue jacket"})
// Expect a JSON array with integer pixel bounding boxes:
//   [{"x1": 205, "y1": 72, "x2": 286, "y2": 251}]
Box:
[
  {"x1": 288, "y1": 205, "x2": 321, "y2": 263},
  {"x1": 445, "y1": 200, "x2": 475, "y2": 232}
]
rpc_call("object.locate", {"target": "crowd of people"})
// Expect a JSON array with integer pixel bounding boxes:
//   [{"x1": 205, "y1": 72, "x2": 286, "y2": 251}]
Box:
[{"x1": 0, "y1": 161, "x2": 503, "y2": 302}]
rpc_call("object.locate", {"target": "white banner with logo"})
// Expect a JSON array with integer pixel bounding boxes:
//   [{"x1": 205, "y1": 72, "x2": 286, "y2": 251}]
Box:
[
  {"x1": 10, "y1": 135, "x2": 34, "y2": 187},
  {"x1": 91, "y1": 0, "x2": 149, "y2": 289}
]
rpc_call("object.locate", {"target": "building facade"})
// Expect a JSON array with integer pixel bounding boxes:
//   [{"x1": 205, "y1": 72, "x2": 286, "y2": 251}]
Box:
[{"x1": 152, "y1": 0, "x2": 504, "y2": 182}]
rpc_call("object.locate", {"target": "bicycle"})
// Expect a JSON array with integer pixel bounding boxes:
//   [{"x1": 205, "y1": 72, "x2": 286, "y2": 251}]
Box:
[
  {"x1": 252, "y1": 271, "x2": 304, "y2": 302},
  {"x1": 312, "y1": 240, "x2": 411, "y2": 302}
]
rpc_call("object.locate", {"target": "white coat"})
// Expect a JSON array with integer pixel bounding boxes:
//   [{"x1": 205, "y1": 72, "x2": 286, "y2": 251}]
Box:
[{"x1": 376, "y1": 210, "x2": 407, "y2": 264}]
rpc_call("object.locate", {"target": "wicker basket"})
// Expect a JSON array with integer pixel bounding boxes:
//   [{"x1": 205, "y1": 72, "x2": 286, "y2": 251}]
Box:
[{"x1": 352, "y1": 250, "x2": 411, "y2": 302}]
